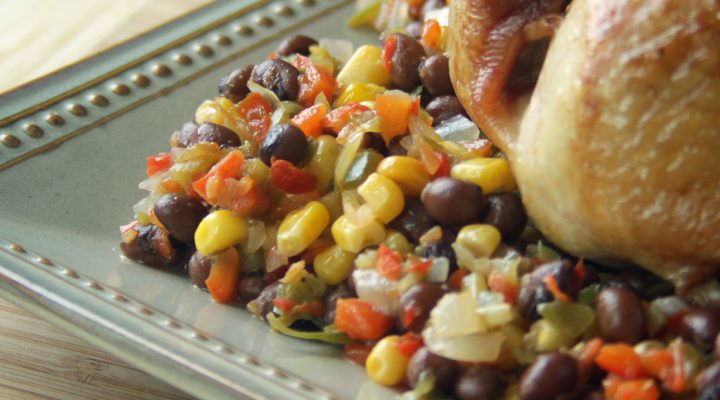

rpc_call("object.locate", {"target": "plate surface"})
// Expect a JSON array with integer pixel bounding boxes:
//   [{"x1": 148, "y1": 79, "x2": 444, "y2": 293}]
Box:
[{"x1": 0, "y1": 1, "x2": 397, "y2": 399}]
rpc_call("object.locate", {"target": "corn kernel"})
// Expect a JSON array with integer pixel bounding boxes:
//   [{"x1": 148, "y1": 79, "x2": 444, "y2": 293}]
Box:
[
  {"x1": 366, "y1": 335, "x2": 410, "y2": 386},
  {"x1": 195, "y1": 210, "x2": 248, "y2": 255},
  {"x1": 529, "y1": 319, "x2": 574, "y2": 352},
  {"x1": 314, "y1": 245, "x2": 355, "y2": 285},
  {"x1": 358, "y1": 173, "x2": 405, "y2": 223},
  {"x1": 456, "y1": 224, "x2": 501, "y2": 258},
  {"x1": 336, "y1": 45, "x2": 392, "y2": 87},
  {"x1": 451, "y1": 158, "x2": 517, "y2": 194},
  {"x1": 277, "y1": 201, "x2": 330, "y2": 257},
  {"x1": 384, "y1": 230, "x2": 413, "y2": 254},
  {"x1": 331, "y1": 214, "x2": 386, "y2": 253},
  {"x1": 333, "y1": 82, "x2": 385, "y2": 107},
  {"x1": 376, "y1": 156, "x2": 431, "y2": 197},
  {"x1": 309, "y1": 45, "x2": 336, "y2": 74},
  {"x1": 305, "y1": 135, "x2": 340, "y2": 193}
]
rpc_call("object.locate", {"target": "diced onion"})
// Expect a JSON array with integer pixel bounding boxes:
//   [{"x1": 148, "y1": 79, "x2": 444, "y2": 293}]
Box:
[
  {"x1": 426, "y1": 257, "x2": 449, "y2": 282},
  {"x1": 435, "y1": 115, "x2": 481, "y2": 142},
  {"x1": 318, "y1": 39, "x2": 354, "y2": 64},
  {"x1": 423, "y1": 325, "x2": 505, "y2": 363},
  {"x1": 352, "y1": 269, "x2": 400, "y2": 316}
]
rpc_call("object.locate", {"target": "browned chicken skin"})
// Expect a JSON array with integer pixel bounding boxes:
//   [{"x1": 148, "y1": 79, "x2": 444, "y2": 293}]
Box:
[{"x1": 449, "y1": 0, "x2": 720, "y2": 289}]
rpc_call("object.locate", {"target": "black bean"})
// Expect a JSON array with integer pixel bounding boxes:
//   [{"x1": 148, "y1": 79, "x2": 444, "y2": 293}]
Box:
[
  {"x1": 153, "y1": 193, "x2": 208, "y2": 244},
  {"x1": 390, "y1": 33, "x2": 425, "y2": 91},
  {"x1": 679, "y1": 308, "x2": 720, "y2": 352},
  {"x1": 188, "y1": 251, "x2": 212, "y2": 288},
  {"x1": 454, "y1": 366, "x2": 505, "y2": 400},
  {"x1": 323, "y1": 283, "x2": 354, "y2": 324},
  {"x1": 399, "y1": 282, "x2": 448, "y2": 332},
  {"x1": 421, "y1": 177, "x2": 486, "y2": 226},
  {"x1": 120, "y1": 224, "x2": 181, "y2": 268},
  {"x1": 407, "y1": 347, "x2": 459, "y2": 392},
  {"x1": 276, "y1": 34, "x2": 318, "y2": 56},
  {"x1": 188, "y1": 122, "x2": 242, "y2": 148},
  {"x1": 420, "y1": 55, "x2": 453, "y2": 96},
  {"x1": 389, "y1": 198, "x2": 436, "y2": 242},
  {"x1": 420, "y1": 228, "x2": 458, "y2": 270},
  {"x1": 219, "y1": 65, "x2": 254, "y2": 103},
  {"x1": 259, "y1": 123, "x2": 308, "y2": 166},
  {"x1": 405, "y1": 21, "x2": 423, "y2": 39},
  {"x1": 596, "y1": 286, "x2": 647, "y2": 344},
  {"x1": 426, "y1": 95, "x2": 465, "y2": 125},
  {"x1": 237, "y1": 275, "x2": 264, "y2": 303},
  {"x1": 421, "y1": 0, "x2": 446, "y2": 20},
  {"x1": 519, "y1": 352, "x2": 578, "y2": 400},
  {"x1": 716, "y1": 331, "x2": 720, "y2": 358},
  {"x1": 252, "y1": 282, "x2": 281, "y2": 320},
  {"x1": 481, "y1": 192, "x2": 527, "y2": 241},
  {"x1": 252, "y1": 59, "x2": 300, "y2": 101},
  {"x1": 387, "y1": 134, "x2": 409, "y2": 156},
  {"x1": 517, "y1": 260, "x2": 580, "y2": 321},
  {"x1": 359, "y1": 132, "x2": 388, "y2": 155},
  {"x1": 172, "y1": 121, "x2": 199, "y2": 148}
]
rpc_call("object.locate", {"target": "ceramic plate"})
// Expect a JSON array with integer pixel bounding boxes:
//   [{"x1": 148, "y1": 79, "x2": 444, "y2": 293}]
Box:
[{"x1": 0, "y1": 1, "x2": 397, "y2": 398}]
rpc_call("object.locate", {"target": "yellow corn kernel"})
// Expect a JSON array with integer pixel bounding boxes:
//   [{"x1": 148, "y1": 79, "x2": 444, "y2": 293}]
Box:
[
  {"x1": 309, "y1": 45, "x2": 336, "y2": 75},
  {"x1": 195, "y1": 210, "x2": 248, "y2": 255},
  {"x1": 333, "y1": 82, "x2": 385, "y2": 107},
  {"x1": 456, "y1": 224, "x2": 501, "y2": 258},
  {"x1": 358, "y1": 173, "x2": 405, "y2": 223},
  {"x1": 277, "y1": 201, "x2": 330, "y2": 257},
  {"x1": 376, "y1": 156, "x2": 431, "y2": 197},
  {"x1": 331, "y1": 215, "x2": 386, "y2": 253},
  {"x1": 384, "y1": 230, "x2": 413, "y2": 254},
  {"x1": 305, "y1": 135, "x2": 340, "y2": 193},
  {"x1": 314, "y1": 245, "x2": 355, "y2": 285},
  {"x1": 451, "y1": 158, "x2": 517, "y2": 194},
  {"x1": 336, "y1": 45, "x2": 392, "y2": 87},
  {"x1": 366, "y1": 335, "x2": 410, "y2": 386}
]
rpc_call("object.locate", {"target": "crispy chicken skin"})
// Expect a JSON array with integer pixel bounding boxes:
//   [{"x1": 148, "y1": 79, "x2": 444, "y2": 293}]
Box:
[{"x1": 449, "y1": 0, "x2": 720, "y2": 288}]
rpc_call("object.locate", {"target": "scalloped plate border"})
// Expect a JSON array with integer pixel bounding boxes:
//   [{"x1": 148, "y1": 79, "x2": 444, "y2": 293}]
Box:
[{"x1": 0, "y1": 0, "x2": 350, "y2": 171}]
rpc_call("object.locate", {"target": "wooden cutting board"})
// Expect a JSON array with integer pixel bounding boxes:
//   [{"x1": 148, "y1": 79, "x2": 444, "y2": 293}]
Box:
[{"x1": 1, "y1": 1, "x2": 212, "y2": 398}]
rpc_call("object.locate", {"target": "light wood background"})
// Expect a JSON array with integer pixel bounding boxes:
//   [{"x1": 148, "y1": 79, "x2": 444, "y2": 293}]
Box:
[{"x1": 1, "y1": 1, "x2": 214, "y2": 399}]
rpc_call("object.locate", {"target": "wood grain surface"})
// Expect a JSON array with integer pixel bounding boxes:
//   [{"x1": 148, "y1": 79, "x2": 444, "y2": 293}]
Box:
[{"x1": 1, "y1": 1, "x2": 213, "y2": 399}]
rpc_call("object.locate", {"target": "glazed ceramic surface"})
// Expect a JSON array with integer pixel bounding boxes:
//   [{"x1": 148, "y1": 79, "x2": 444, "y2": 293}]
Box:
[{"x1": 0, "y1": 1, "x2": 396, "y2": 399}]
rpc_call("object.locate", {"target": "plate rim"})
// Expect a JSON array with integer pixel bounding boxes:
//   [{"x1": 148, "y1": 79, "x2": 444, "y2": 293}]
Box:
[{"x1": 0, "y1": 1, "x2": 364, "y2": 399}]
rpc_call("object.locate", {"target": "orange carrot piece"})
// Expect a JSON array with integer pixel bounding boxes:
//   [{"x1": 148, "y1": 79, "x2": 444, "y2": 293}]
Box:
[
  {"x1": 376, "y1": 92, "x2": 415, "y2": 139},
  {"x1": 205, "y1": 247, "x2": 241, "y2": 303},
  {"x1": 334, "y1": 298, "x2": 394, "y2": 340},
  {"x1": 291, "y1": 103, "x2": 328, "y2": 137},
  {"x1": 596, "y1": 344, "x2": 647, "y2": 379}
]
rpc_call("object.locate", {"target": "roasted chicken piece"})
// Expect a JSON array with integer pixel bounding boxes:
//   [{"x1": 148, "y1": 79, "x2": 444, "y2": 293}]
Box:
[{"x1": 449, "y1": 0, "x2": 720, "y2": 289}]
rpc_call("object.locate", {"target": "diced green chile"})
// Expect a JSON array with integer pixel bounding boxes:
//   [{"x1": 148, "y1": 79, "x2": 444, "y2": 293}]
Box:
[{"x1": 342, "y1": 149, "x2": 384, "y2": 187}]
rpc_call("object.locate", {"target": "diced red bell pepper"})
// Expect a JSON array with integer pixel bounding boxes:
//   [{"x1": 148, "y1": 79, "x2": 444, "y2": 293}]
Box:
[
  {"x1": 407, "y1": 258, "x2": 432, "y2": 275},
  {"x1": 432, "y1": 151, "x2": 451, "y2": 178},
  {"x1": 381, "y1": 34, "x2": 397, "y2": 73},
  {"x1": 146, "y1": 152, "x2": 173, "y2": 176},
  {"x1": 291, "y1": 103, "x2": 328, "y2": 137},
  {"x1": 235, "y1": 92, "x2": 272, "y2": 145},
  {"x1": 604, "y1": 377, "x2": 660, "y2": 400},
  {"x1": 421, "y1": 19, "x2": 442, "y2": 49},
  {"x1": 293, "y1": 55, "x2": 336, "y2": 107},
  {"x1": 205, "y1": 247, "x2": 240, "y2": 303},
  {"x1": 272, "y1": 298, "x2": 296, "y2": 314},
  {"x1": 448, "y1": 269, "x2": 467, "y2": 291},
  {"x1": 394, "y1": 332, "x2": 423, "y2": 358},
  {"x1": 270, "y1": 159, "x2": 317, "y2": 194},
  {"x1": 488, "y1": 270, "x2": 518, "y2": 304},
  {"x1": 543, "y1": 274, "x2": 573, "y2": 303},
  {"x1": 376, "y1": 91, "x2": 417, "y2": 139},
  {"x1": 595, "y1": 344, "x2": 647, "y2": 379},
  {"x1": 214, "y1": 176, "x2": 267, "y2": 214},
  {"x1": 334, "y1": 298, "x2": 394, "y2": 340},
  {"x1": 322, "y1": 103, "x2": 371, "y2": 133},
  {"x1": 192, "y1": 150, "x2": 245, "y2": 201},
  {"x1": 376, "y1": 243, "x2": 403, "y2": 281}
]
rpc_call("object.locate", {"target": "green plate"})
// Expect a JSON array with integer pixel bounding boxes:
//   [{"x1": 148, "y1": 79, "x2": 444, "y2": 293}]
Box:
[{"x1": 0, "y1": 1, "x2": 396, "y2": 398}]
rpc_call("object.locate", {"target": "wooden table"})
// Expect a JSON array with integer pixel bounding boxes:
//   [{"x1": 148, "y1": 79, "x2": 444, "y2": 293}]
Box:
[{"x1": 1, "y1": 1, "x2": 212, "y2": 398}]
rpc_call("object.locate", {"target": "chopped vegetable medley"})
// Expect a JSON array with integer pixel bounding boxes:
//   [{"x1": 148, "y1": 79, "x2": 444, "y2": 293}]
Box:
[{"x1": 120, "y1": 4, "x2": 720, "y2": 399}]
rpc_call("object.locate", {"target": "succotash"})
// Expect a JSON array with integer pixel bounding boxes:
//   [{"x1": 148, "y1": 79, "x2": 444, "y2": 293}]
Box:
[{"x1": 120, "y1": 29, "x2": 720, "y2": 400}]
